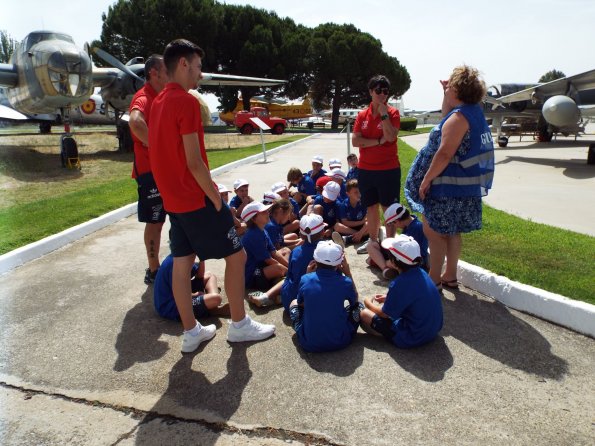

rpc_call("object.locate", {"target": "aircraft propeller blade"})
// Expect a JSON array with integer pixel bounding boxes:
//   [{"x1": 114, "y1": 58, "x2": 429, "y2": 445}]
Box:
[{"x1": 92, "y1": 47, "x2": 144, "y2": 83}]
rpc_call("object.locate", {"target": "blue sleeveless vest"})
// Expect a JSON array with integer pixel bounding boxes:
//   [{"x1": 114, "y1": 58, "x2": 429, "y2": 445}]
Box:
[{"x1": 430, "y1": 104, "x2": 495, "y2": 197}]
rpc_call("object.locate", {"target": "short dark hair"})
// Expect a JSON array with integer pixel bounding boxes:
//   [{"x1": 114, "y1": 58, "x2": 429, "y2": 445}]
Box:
[
  {"x1": 368, "y1": 75, "x2": 391, "y2": 91},
  {"x1": 389, "y1": 257, "x2": 422, "y2": 272},
  {"x1": 287, "y1": 167, "x2": 303, "y2": 182},
  {"x1": 270, "y1": 198, "x2": 291, "y2": 214},
  {"x1": 163, "y1": 39, "x2": 205, "y2": 76},
  {"x1": 144, "y1": 54, "x2": 163, "y2": 81},
  {"x1": 316, "y1": 262, "x2": 336, "y2": 270},
  {"x1": 347, "y1": 153, "x2": 357, "y2": 161},
  {"x1": 397, "y1": 208, "x2": 411, "y2": 221}
]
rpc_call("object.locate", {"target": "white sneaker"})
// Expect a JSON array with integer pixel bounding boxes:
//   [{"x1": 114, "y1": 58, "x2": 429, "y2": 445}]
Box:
[
  {"x1": 227, "y1": 316, "x2": 275, "y2": 342},
  {"x1": 181, "y1": 324, "x2": 216, "y2": 353},
  {"x1": 331, "y1": 231, "x2": 345, "y2": 248},
  {"x1": 356, "y1": 240, "x2": 369, "y2": 254}
]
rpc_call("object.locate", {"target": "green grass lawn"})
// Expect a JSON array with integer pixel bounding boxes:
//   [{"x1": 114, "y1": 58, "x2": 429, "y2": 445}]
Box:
[
  {"x1": 397, "y1": 138, "x2": 595, "y2": 305},
  {"x1": 0, "y1": 135, "x2": 304, "y2": 254}
]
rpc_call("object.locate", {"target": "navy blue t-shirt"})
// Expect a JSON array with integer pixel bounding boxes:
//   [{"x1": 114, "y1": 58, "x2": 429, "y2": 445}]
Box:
[
  {"x1": 313, "y1": 195, "x2": 339, "y2": 227},
  {"x1": 296, "y1": 268, "x2": 357, "y2": 352},
  {"x1": 229, "y1": 195, "x2": 242, "y2": 209},
  {"x1": 381, "y1": 267, "x2": 443, "y2": 348},
  {"x1": 402, "y1": 216, "x2": 428, "y2": 265},
  {"x1": 339, "y1": 199, "x2": 367, "y2": 223},
  {"x1": 346, "y1": 166, "x2": 359, "y2": 180},
  {"x1": 265, "y1": 219, "x2": 284, "y2": 248},
  {"x1": 307, "y1": 168, "x2": 327, "y2": 183},
  {"x1": 289, "y1": 197, "x2": 301, "y2": 218},
  {"x1": 154, "y1": 254, "x2": 199, "y2": 320},
  {"x1": 280, "y1": 240, "x2": 318, "y2": 310},
  {"x1": 295, "y1": 175, "x2": 316, "y2": 196},
  {"x1": 241, "y1": 226, "x2": 275, "y2": 286}
]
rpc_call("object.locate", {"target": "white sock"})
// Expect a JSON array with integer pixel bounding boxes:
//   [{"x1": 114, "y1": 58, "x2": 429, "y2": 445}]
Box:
[
  {"x1": 184, "y1": 320, "x2": 202, "y2": 336},
  {"x1": 232, "y1": 315, "x2": 250, "y2": 328}
]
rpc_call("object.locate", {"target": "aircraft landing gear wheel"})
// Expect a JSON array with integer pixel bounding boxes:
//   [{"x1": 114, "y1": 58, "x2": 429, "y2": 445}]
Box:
[
  {"x1": 39, "y1": 122, "x2": 52, "y2": 134},
  {"x1": 240, "y1": 124, "x2": 253, "y2": 135},
  {"x1": 497, "y1": 136, "x2": 508, "y2": 148},
  {"x1": 588, "y1": 143, "x2": 595, "y2": 165}
]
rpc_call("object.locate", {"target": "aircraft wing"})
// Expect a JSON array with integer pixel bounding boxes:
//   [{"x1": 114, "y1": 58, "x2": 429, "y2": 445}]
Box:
[
  {"x1": 578, "y1": 104, "x2": 595, "y2": 116},
  {"x1": 497, "y1": 68, "x2": 595, "y2": 104},
  {"x1": 91, "y1": 67, "x2": 120, "y2": 88},
  {"x1": 200, "y1": 73, "x2": 286, "y2": 87},
  {"x1": 0, "y1": 63, "x2": 18, "y2": 87},
  {"x1": 0, "y1": 104, "x2": 28, "y2": 120}
]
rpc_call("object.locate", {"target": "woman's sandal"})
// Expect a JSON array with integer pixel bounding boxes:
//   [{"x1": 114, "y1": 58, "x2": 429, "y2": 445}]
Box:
[
  {"x1": 441, "y1": 279, "x2": 459, "y2": 290},
  {"x1": 434, "y1": 282, "x2": 444, "y2": 294}
]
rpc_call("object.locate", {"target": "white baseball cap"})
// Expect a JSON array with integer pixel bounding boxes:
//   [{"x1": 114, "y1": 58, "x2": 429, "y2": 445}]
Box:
[
  {"x1": 241, "y1": 201, "x2": 272, "y2": 221},
  {"x1": 329, "y1": 158, "x2": 342, "y2": 169},
  {"x1": 322, "y1": 181, "x2": 340, "y2": 201},
  {"x1": 384, "y1": 203, "x2": 407, "y2": 225},
  {"x1": 299, "y1": 214, "x2": 326, "y2": 237},
  {"x1": 271, "y1": 181, "x2": 288, "y2": 194},
  {"x1": 262, "y1": 191, "x2": 280, "y2": 204},
  {"x1": 327, "y1": 168, "x2": 346, "y2": 181},
  {"x1": 313, "y1": 240, "x2": 344, "y2": 266},
  {"x1": 311, "y1": 155, "x2": 323, "y2": 164},
  {"x1": 217, "y1": 183, "x2": 230, "y2": 193},
  {"x1": 233, "y1": 178, "x2": 249, "y2": 190},
  {"x1": 381, "y1": 235, "x2": 421, "y2": 265}
]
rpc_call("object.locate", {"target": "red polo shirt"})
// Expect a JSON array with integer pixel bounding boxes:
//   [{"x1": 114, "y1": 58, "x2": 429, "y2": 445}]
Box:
[
  {"x1": 353, "y1": 103, "x2": 400, "y2": 170},
  {"x1": 129, "y1": 83, "x2": 158, "y2": 178},
  {"x1": 148, "y1": 82, "x2": 208, "y2": 213}
]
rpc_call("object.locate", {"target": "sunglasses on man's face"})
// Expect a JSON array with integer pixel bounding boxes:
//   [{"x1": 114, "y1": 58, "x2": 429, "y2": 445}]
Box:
[{"x1": 374, "y1": 87, "x2": 389, "y2": 95}]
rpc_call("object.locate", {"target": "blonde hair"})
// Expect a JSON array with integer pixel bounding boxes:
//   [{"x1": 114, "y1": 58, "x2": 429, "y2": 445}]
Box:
[{"x1": 449, "y1": 65, "x2": 486, "y2": 104}]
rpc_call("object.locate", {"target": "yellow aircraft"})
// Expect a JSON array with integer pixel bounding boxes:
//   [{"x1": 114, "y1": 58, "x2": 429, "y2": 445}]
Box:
[{"x1": 219, "y1": 96, "x2": 313, "y2": 124}]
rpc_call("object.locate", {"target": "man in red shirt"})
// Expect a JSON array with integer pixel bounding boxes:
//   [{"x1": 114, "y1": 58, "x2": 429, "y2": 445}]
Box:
[
  {"x1": 129, "y1": 54, "x2": 168, "y2": 284},
  {"x1": 352, "y1": 75, "x2": 400, "y2": 255},
  {"x1": 149, "y1": 39, "x2": 275, "y2": 353}
]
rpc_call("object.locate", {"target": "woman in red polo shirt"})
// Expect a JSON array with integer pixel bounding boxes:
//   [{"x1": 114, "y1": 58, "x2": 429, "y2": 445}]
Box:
[{"x1": 351, "y1": 75, "x2": 401, "y2": 254}]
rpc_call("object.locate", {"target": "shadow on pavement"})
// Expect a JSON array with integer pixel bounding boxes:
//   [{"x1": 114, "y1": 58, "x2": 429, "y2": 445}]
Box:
[
  {"x1": 441, "y1": 289, "x2": 568, "y2": 380},
  {"x1": 495, "y1": 155, "x2": 595, "y2": 179},
  {"x1": 113, "y1": 288, "x2": 222, "y2": 372},
  {"x1": 291, "y1": 334, "x2": 364, "y2": 377},
  {"x1": 134, "y1": 345, "x2": 252, "y2": 446}
]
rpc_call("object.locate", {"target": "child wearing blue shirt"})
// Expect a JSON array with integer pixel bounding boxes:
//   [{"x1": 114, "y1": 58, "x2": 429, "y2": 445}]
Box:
[
  {"x1": 229, "y1": 178, "x2": 254, "y2": 219},
  {"x1": 287, "y1": 167, "x2": 316, "y2": 206},
  {"x1": 333, "y1": 179, "x2": 368, "y2": 246},
  {"x1": 154, "y1": 254, "x2": 230, "y2": 321},
  {"x1": 281, "y1": 214, "x2": 326, "y2": 311},
  {"x1": 271, "y1": 181, "x2": 303, "y2": 224},
  {"x1": 308, "y1": 155, "x2": 327, "y2": 183},
  {"x1": 310, "y1": 181, "x2": 341, "y2": 238},
  {"x1": 241, "y1": 201, "x2": 288, "y2": 307},
  {"x1": 289, "y1": 241, "x2": 361, "y2": 352},
  {"x1": 360, "y1": 235, "x2": 443, "y2": 348},
  {"x1": 327, "y1": 168, "x2": 348, "y2": 202},
  {"x1": 264, "y1": 199, "x2": 301, "y2": 256},
  {"x1": 346, "y1": 153, "x2": 359, "y2": 180}
]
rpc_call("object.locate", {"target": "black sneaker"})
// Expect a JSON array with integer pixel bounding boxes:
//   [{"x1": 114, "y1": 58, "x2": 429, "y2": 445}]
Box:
[{"x1": 144, "y1": 268, "x2": 158, "y2": 285}]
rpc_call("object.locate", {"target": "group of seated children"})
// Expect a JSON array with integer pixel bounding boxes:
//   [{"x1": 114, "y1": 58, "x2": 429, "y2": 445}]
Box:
[{"x1": 153, "y1": 153, "x2": 442, "y2": 353}]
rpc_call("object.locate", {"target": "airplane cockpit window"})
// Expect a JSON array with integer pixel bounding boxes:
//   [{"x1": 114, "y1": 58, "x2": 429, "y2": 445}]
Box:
[
  {"x1": 24, "y1": 32, "x2": 74, "y2": 51},
  {"x1": 487, "y1": 86, "x2": 501, "y2": 98}
]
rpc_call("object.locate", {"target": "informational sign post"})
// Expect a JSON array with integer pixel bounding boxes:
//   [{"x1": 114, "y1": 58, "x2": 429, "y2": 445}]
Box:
[{"x1": 250, "y1": 117, "x2": 271, "y2": 163}]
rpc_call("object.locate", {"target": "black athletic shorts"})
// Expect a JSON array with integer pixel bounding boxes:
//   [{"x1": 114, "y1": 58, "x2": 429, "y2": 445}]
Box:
[
  {"x1": 136, "y1": 172, "x2": 166, "y2": 224},
  {"x1": 191, "y1": 294, "x2": 209, "y2": 319},
  {"x1": 169, "y1": 199, "x2": 243, "y2": 260},
  {"x1": 247, "y1": 266, "x2": 274, "y2": 291},
  {"x1": 358, "y1": 168, "x2": 401, "y2": 208},
  {"x1": 371, "y1": 315, "x2": 396, "y2": 340}
]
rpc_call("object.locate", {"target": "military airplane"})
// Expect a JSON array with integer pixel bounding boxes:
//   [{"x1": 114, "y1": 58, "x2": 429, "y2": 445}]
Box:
[
  {"x1": 219, "y1": 96, "x2": 313, "y2": 125},
  {"x1": 484, "y1": 68, "x2": 595, "y2": 164},
  {"x1": 0, "y1": 30, "x2": 286, "y2": 151}
]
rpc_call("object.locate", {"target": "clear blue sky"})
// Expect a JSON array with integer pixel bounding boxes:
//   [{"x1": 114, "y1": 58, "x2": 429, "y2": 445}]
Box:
[{"x1": 4, "y1": 0, "x2": 594, "y2": 111}]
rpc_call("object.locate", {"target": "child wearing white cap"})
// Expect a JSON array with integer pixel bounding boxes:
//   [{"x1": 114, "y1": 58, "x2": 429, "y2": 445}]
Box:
[
  {"x1": 328, "y1": 158, "x2": 342, "y2": 170},
  {"x1": 360, "y1": 235, "x2": 443, "y2": 349},
  {"x1": 326, "y1": 168, "x2": 348, "y2": 201},
  {"x1": 229, "y1": 178, "x2": 254, "y2": 219},
  {"x1": 288, "y1": 241, "x2": 362, "y2": 352},
  {"x1": 308, "y1": 155, "x2": 327, "y2": 183},
  {"x1": 271, "y1": 181, "x2": 303, "y2": 223},
  {"x1": 280, "y1": 214, "x2": 326, "y2": 311},
  {"x1": 241, "y1": 202, "x2": 287, "y2": 307},
  {"x1": 309, "y1": 181, "x2": 342, "y2": 238},
  {"x1": 219, "y1": 183, "x2": 247, "y2": 236},
  {"x1": 265, "y1": 199, "x2": 301, "y2": 253}
]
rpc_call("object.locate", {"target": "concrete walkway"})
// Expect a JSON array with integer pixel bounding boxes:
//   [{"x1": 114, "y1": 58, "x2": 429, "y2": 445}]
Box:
[{"x1": 1, "y1": 134, "x2": 594, "y2": 445}]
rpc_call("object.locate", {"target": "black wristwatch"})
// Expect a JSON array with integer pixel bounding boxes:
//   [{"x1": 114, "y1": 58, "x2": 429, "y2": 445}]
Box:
[{"x1": 380, "y1": 114, "x2": 389, "y2": 120}]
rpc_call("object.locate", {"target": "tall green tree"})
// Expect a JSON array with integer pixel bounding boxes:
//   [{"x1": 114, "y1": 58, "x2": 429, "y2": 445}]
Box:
[
  {"x1": 0, "y1": 30, "x2": 17, "y2": 63},
  {"x1": 307, "y1": 23, "x2": 410, "y2": 128},
  {"x1": 539, "y1": 69, "x2": 565, "y2": 83}
]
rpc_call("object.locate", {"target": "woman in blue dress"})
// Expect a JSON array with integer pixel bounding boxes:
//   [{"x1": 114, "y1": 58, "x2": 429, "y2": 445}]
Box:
[{"x1": 405, "y1": 65, "x2": 494, "y2": 290}]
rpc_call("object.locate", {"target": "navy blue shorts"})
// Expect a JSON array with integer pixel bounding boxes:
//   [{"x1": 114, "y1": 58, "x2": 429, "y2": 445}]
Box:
[
  {"x1": 371, "y1": 315, "x2": 395, "y2": 340},
  {"x1": 247, "y1": 266, "x2": 274, "y2": 291},
  {"x1": 289, "y1": 302, "x2": 363, "y2": 332},
  {"x1": 358, "y1": 168, "x2": 401, "y2": 208},
  {"x1": 191, "y1": 294, "x2": 209, "y2": 319},
  {"x1": 169, "y1": 200, "x2": 243, "y2": 260},
  {"x1": 136, "y1": 172, "x2": 166, "y2": 224}
]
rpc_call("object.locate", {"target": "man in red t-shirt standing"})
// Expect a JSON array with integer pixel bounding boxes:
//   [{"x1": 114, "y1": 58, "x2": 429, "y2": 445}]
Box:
[
  {"x1": 129, "y1": 55, "x2": 168, "y2": 284},
  {"x1": 149, "y1": 39, "x2": 275, "y2": 353},
  {"x1": 352, "y1": 75, "x2": 401, "y2": 255}
]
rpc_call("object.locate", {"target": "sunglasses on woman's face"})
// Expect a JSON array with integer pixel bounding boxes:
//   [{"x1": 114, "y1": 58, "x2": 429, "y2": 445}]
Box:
[{"x1": 374, "y1": 87, "x2": 389, "y2": 95}]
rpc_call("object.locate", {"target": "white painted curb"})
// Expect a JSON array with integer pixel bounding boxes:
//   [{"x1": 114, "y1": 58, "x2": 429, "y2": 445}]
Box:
[
  {"x1": 0, "y1": 135, "x2": 318, "y2": 277},
  {"x1": 458, "y1": 261, "x2": 595, "y2": 338}
]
